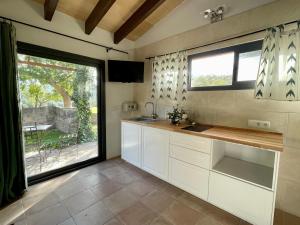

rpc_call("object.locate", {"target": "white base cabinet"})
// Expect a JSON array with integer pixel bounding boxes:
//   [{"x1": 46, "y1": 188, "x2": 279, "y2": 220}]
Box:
[
  {"x1": 142, "y1": 126, "x2": 169, "y2": 181},
  {"x1": 121, "y1": 121, "x2": 280, "y2": 225},
  {"x1": 169, "y1": 158, "x2": 209, "y2": 200},
  {"x1": 209, "y1": 172, "x2": 274, "y2": 225},
  {"x1": 121, "y1": 122, "x2": 142, "y2": 168}
]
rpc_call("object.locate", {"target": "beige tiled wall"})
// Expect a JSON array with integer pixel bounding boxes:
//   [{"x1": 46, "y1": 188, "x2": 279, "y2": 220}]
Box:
[{"x1": 133, "y1": 0, "x2": 300, "y2": 217}]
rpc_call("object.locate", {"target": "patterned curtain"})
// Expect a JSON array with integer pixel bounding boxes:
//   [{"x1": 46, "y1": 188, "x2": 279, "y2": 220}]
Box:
[
  {"x1": 255, "y1": 22, "x2": 300, "y2": 100},
  {"x1": 151, "y1": 51, "x2": 188, "y2": 103}
]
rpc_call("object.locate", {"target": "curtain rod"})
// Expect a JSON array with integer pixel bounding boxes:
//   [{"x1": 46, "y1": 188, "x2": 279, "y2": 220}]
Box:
[
  {"x1": 0, "y1": 16, "x2": 129, "y2": 55},
  {"x1": 145, "y1": 19, "x2": 300, "y2": 60}
]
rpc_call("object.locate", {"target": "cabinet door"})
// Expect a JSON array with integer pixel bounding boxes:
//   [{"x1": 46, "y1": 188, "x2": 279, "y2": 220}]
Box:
[
  {"x1": 208, "y1": 172, "x2": 274, "y2": 225},
  {"x1": 142, "y1": 126, "x2": 169, "y2": 180},
  {"x1": 121, "y1": 122, "x2": 142, "y2": 168},
  {"x1": 169, "y1": 158, "x2": 209, "y2": 200}
]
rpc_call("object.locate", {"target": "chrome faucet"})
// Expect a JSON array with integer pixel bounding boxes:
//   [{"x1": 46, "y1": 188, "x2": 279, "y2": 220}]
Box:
[{"x1": 145, "y1": 102, "x2": 158, "y2": 119}]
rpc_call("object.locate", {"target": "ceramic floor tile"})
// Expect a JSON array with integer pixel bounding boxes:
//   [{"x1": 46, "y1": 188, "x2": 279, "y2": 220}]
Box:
[
  {"x1": 26, "y1": 203, "x2": 70, "y2": 225},
  {"x1": 22, "y1": 192, "x2": 60, "y2": 215},
  {"x1": 13, "y1": 218, "x2": 29, "y2": 225},
  {"x1": 0, "y1": 200, "x2": 25, "y2": 225},
  {"x1": 63, "y1": 189, "x2": 98, "y2": 216},
  {"x1": 161, "y1": 183, "x2": 184, "y2": 198},
  {"x1": 274, "y1": 209, "x2": 300, "y2": 225},
  {"x1": 110, "y1": 172, "x2": 139, "y2": 185},
  {"x1": 58, "y1": 217, "x2": 77, "y2": 225},
  {"x1": 205, "y1": 206, "x2": 240, "y2": 225},
  {"x1": 125, "y1": 180, "x2": 157, "y2": 198},
  {"x1": 178, "y1": 192, "x2": 211, "y2": 213},
  {"x1": 74, "y1": 201, "x2": 114, "y2": 225},
  {"x1": 118, "y1": 202, "x2": 157, "y2": 225},
  {"x1": 90, "y1": 180, "x2": 123, "y2": 200},
  {"x1": 103, "y1": 188, "x2": 138, "y2": 214},
  {"x1": 1, "y1": 160, "x2": 299, "y2": 225},
  {"x1": 54, "y1": 179, "x2": 85, "y2": 200},
  {"x1": 162, "y1": 201, "x2": 202, "y2": 225},
  {"x1": 141, "y1": 190, "x2": 175, "y2": 213},
  {"x1": 101, "y1": 166, "x2": 127, "y2": 179},
  {"x1": 79, "y1": 173, "x2": 109, "y2": 188},
  {"x1": 150, "y1": 216, "x2": 174, "y2": 225},
  {"x1": 104, "y1": 217, "x2": 125, "y2": 225}
]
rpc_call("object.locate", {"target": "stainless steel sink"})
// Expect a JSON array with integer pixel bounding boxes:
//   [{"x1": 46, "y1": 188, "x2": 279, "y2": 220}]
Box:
[
  {"x1": 181, "y1": 124, "x2": 213, "y2": 132},
  {"x1": 130, "y1": 116, "x2": 161, "y2": 122}
]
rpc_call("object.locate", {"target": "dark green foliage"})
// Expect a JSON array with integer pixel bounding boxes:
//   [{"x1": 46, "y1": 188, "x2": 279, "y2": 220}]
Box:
[
  {"x1": 24, "y1": 129, "x2": 64, "y2": 152},
  {"x1": 72, "y1": 66, "x2": 95, "y2": 143},
  {"x1": 168, "y1": 106, "x2": 184, "y2": 125}
]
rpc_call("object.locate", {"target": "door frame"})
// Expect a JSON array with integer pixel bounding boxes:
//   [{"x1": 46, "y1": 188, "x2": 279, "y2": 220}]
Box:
[{"x1": 17, "y1": 42, "x2": 106, "y2": 185}]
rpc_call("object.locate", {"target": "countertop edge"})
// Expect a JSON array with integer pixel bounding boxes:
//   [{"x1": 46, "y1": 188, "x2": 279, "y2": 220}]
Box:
[{"x1": 121, "y1": 119, "x2": 284, "y2": 152}]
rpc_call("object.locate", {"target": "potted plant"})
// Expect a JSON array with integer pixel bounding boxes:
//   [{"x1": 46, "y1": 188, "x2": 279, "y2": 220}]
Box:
[{"x1": 168, "y1": 106, "x2": 185, "y2": 125}]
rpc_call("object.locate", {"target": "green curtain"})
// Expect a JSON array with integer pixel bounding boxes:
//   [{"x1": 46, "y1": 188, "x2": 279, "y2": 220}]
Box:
[{"x1": 0, "y1": 21, "x2": 26, "y2": 207}]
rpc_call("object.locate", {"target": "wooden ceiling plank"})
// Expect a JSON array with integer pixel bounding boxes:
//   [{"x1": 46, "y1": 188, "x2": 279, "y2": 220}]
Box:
[
  {"x1": 44, "y1": 0, "x2": 59, "y2": 21},
  {"x1": 85, "y1": 0, "x2": 116, "y2": 34},
  {"x1": 114, "y1": 0, "x2": 165, "y2": 44}
]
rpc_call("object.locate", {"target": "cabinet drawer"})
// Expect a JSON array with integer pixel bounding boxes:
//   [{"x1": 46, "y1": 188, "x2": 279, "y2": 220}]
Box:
[
  {"x1": 169, "y1": 158, "x2": 209, "y2": 200},
  {"x1": 170, "y1": 144, "x2": 210, "y2": 169},
  {"x1": 170, "y1": 132, "x2": 211, "y2": 154},
  {"x1": 208, "y1": 172, "x2": 274, "y2": 225}
]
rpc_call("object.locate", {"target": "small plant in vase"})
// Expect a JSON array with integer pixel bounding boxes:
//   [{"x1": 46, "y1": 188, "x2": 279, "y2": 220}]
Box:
[{"x1": 168, "y1": 106, "x2": 185, "y2": 125}]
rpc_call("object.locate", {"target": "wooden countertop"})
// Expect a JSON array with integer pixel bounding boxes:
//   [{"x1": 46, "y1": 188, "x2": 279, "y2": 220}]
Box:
[{"x1": 122, "y1": 119, "x2": 283, "y2": 152}]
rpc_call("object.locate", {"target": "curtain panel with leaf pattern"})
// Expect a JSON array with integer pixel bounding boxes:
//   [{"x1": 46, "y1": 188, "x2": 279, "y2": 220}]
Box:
[
  {"x1": 151, "y1": 52, "x2": 188, "y2": 104},
  {"x1": 255, "y1": 22, "x2": 300, "y2": 101}
]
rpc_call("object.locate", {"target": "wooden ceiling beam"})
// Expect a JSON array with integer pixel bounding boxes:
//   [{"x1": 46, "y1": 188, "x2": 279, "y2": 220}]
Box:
[
  {"x1": 44, "y1": 0, "x2": 59, "y2": 21},
  {"x1": 114, "y1": 0, "x2": 165, "y2": 44},
  {"x1": 85, "y1": 0, "x2": 116, "y2": 34}
]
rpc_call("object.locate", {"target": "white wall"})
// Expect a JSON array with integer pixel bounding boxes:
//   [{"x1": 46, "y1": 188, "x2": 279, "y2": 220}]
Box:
[
  {"x1": 134, "y1": 0, "x2": 300, "y2": 217},
  {"x1": 0, "y1": 0, "x2": 135, "y2": 159},
  {"x1": 135, "y1": 0, "x2": 274, "y2": 48}
]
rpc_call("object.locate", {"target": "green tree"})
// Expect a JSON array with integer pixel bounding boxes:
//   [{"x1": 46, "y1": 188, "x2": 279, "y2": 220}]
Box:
[
  {"x1": 72, "y1": 66, "x2": 94, "y2": 143},
  {"x1": 18, "y1": 55, "x2": 75, "y2": 107},
  {"x1": 20, "y1": 80, "x2": 60, "y2": 108}
]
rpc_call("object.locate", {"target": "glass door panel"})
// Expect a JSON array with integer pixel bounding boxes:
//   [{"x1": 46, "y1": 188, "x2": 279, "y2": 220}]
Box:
[{"x1": 18, "y1": 53, "x2": 101, "y2": 178}]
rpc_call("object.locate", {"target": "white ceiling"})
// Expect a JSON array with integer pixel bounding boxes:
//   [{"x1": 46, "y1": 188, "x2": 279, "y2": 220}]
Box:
[{"x1": 135, "y1": 0, "x2": 276, "y2": 47}]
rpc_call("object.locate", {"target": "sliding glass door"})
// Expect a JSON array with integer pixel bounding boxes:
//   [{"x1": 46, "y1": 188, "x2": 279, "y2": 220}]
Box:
[{"x1": 17, "y1": 42, "x2": 105, "y2": 184}]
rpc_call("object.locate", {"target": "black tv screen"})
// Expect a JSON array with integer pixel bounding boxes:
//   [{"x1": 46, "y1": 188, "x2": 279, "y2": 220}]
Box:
[{"x1": 108, "y1": 60, "x2": 144, "y2": 83}]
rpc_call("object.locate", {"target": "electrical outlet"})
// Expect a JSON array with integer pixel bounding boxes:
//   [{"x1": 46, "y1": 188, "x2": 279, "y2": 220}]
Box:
[{"x1": 248, "y1": 119, "x2": 271, "y2": 129}]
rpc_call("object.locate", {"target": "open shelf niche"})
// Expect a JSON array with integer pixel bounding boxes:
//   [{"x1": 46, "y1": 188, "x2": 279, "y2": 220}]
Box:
[{"x1": 211, "y1": 140, "x2": 276, "y2": 190}]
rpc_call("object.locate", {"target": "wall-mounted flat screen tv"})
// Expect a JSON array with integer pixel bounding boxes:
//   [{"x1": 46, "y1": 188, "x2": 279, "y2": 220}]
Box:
[{"x1": 108, "y1": 60, "x2": 144, "y2": 83}]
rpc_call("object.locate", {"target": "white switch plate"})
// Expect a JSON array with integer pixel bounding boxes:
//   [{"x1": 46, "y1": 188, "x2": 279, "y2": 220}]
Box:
[{"x1": 248, "y1": 119, "x2": 271, "y2": 129}]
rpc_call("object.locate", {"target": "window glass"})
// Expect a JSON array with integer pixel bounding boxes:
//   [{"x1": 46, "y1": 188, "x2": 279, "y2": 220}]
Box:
[
  {"x1": 190, "y1": 52, "x2": 234, "y2": 87},
  {"x1": 237, "y1": 50, "x2": 261, "y2": 81},
  {"x1": 18, "y1": 53, "x2": 99, "y2": 177}
]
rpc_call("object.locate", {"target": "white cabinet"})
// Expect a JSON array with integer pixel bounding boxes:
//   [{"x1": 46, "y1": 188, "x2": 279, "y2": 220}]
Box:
[
  {"x1": 142, "y1": 126, "x2": 169, "y2": 181},
  {"x1": 209, "y1": 172, "x2": 274, "y2": 225},
  {"x1": 121, "y1": 121, "x2": 280, "y2": 225},
  {"x1": 121, "y1": 122, "x2": 142, "y2": 168},
  {"x1": 170, "y1": 144, "x2": 210, "y2": 169},
  {"x1": 169, "y1": 158, "x2": 209, "y2": 200},
  {"x1": 170, "y1": 132, "x2": 211, "y2": 154}
]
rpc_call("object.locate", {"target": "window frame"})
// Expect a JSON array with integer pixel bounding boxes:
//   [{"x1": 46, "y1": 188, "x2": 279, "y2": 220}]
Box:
[
  {"x1": 17, "y1": 42, "x2": 106, "y2": 185},
  {"x1": 187, "y1": 40, "x2": 263, "y2": 91}
]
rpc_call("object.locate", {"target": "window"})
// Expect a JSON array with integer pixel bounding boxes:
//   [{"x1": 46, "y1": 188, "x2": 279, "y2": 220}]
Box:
[
  {"x1": 188, "y1": 40, "x2": 263, "y2": 91},
  {"x1": 17, "y1": 42, "x2": 106, "y2": 184}
]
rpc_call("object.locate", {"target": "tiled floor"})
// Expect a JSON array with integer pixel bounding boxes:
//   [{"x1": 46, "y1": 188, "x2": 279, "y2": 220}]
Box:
[{"x1": 1, "y1": 158, "x2": 299, "y2": 225}]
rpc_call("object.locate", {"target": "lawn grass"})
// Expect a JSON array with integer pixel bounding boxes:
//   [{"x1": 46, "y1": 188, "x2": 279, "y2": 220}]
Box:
[
  {"x1": 24, "y1": 129, "x2": 64, "y2": 152},
  {"x1": 24, "y1": 126, "x2": 98, "y2": 152}
]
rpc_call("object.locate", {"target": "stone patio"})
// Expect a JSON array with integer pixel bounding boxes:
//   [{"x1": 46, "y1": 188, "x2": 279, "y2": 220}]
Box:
[{"x1": 25, "y1": 141, "x2": 98, "y2": 177}]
